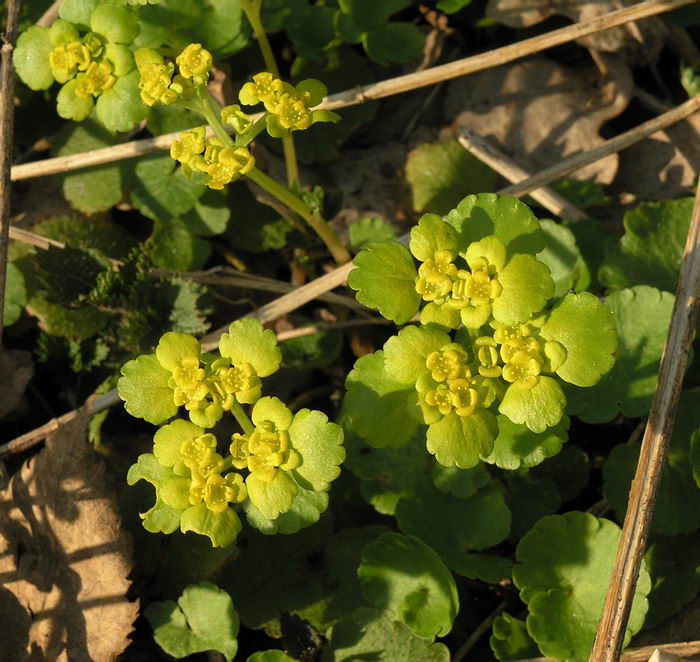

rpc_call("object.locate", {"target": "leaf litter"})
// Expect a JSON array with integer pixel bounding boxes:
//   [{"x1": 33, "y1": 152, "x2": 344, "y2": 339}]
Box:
[{"x1": 0, "y1": 411, "x2": 138, "y2": 661}]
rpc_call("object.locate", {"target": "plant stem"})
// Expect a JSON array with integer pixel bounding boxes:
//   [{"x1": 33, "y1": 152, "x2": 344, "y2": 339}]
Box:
[
  {"x1": 230, "y1": 399, "x2": 255, "y2": 436},
  {"x1": 197, "y1": 87, "x2": 232, "y2": 145},
  {"x1": 246, "y1": 167, "x2": 351, "y2": 264},
  {"x1": 240, "y1": 0, "x2": 300, "y2": 186}
]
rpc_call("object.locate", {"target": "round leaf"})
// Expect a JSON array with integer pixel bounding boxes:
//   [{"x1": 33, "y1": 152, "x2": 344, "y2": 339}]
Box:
[
  {"x1": 219, "y1": 318, "x2": 281, "y2": 378},
  {"x1": 180, "y1": 503, "x2": 242, "y2": 549},
  {"x1": 358, "y1": 532, "x2": 458, "y2": 638},
  {"x1": 14, "y1": 26, "x2": 54, "y2": 91},
  {"x1": 498, "y1": 377, "x2": 566, "y2": 434},
  {"x1": 426, "y1": 410, "x2": 498, "y2": 468},
  {"x1": 118, "y1": 354, "x2": 176, "y2": 424},
  {"x1": 383, "y1": 325, "x2": 450, "y2": 384},
  {"x1": 347, "y1": 241, "x2": 420, "y2": 324}
]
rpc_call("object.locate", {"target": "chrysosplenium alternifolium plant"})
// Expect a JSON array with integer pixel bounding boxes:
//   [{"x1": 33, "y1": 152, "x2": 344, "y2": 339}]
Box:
[
  {"x1": 13, "y1": 4, "x2": 146, "y2": 131},
  {"x1": 118, "y1": 319, "x2": 345, "y2": 547},
  {"x1": 345, "y1": 194, "x2": 618, "y2": 468}
]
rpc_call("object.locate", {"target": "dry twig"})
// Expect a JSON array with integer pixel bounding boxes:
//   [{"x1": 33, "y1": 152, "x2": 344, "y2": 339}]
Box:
[
  {"x1": 457, "y1": 129, "x2": 588, "y2": 221},
  {"x1": 589, "y1": 168, "x2": 700, "y2": 660},
  {"x1": 0, "y1": 0, "x2": 21, "y2": 344}
]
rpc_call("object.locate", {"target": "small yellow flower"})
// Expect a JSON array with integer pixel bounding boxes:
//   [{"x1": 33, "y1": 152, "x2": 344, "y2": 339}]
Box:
[{"x1": 176, "y1": 43, "x2": 213, "y2": 86}]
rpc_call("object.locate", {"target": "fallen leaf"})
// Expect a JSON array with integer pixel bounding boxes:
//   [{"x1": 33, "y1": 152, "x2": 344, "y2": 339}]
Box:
[
  {"x1": 0, "y1": 412, "x2": 138, "y2": 661},
  {"x1": 0, "y1": 348, "x2": 34, "y2": 419},
  {"x1": 486, "y1": 0, "x2": 666, "y2": 64},
  {"x1": 441, "y1": 54, "x2": 633, "y2": 185}
]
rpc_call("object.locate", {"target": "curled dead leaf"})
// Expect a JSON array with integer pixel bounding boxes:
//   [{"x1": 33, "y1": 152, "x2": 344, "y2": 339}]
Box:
[{"x1": 0, "y1": 412, "x2": 138, "y2": 661}]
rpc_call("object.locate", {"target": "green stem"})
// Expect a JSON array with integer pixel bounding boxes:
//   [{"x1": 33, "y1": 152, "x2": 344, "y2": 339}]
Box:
[
  {"x1": 240, "y1": 0, "x2": 300, "y2": 187},
  {"x1": 230, "y1": 399, "x2": 255, "y2": 436},
  {"x1": 246, "y1": 167, "x2": 352, "y2": 264},
  {"x1": 197, "y1": 87, "x2": 233, "y2": 145},
  {"x1": 235, "y1": 114, "x2": 268, "y2": 147}
]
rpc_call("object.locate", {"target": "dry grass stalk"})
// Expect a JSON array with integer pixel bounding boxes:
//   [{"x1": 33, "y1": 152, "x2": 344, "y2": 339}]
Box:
[
  {"x1": 9, "y1": 0, "x2": 692, "y2": 182},
  {"x1": 589, "y1": 168, "x2": 700, "y2": 661},
  {"x1": 457, "y1": 129, "x2": 588, "y2": 221},
  {"x1": 0, "y1": 0, "x2": 21, "y2": 344}
]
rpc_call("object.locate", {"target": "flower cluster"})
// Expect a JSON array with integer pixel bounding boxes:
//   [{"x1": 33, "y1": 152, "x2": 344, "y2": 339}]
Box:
[
  {"x1": 15, "y1": 6, "x2": 140, "y2": 123},
  {"x1": 345, "y1": 194, "x2": 618, "y2": 468},
  {"x1": 239, "y1": 71, "x2": 340, "y2": 137},
  {"x1": 169, "y1": 127, "x2": 255, "y2": 190},
  {"x1": 135, "y1": 43, "x2": 211, "y2": 107},
  {"x1": 120, "y1": 319, "x2": 345, "y2": 547}
]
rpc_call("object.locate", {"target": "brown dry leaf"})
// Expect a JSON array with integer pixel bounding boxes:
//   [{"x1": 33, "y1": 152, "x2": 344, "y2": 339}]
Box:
[
  {"x1": 441, "y1": 54, "x2": 633, "y2": 184},
  {"x1": 0, "y1": 412, "x2": 138, "y2": 661},
  {"x1": 486, "y1": 0, "x2": 666, "y2": 64},
  {"x1": 0, "y1": 349, "x2": 33, "y2": 419},
  {"x1": 611, "y1": 113, "x2": 700, "y2": 202}
]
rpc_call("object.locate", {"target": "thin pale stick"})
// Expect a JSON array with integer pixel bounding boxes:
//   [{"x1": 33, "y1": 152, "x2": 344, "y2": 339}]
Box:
[
  {"x1": 590, "y1": 173, "x2": 700, "y2": 660},
  {"x1": 9, "y1": 226, "x2": 64, "y2": 250},
  {"x1": 0, "y1": 0, "x2": 21, "y2": 344},
  {"x1": 457, "y1": 129, "x2": 588, "y2": 221},
  {"x1": 36, "y1": 0, "x2": 60, "y2": 27},
  {"x1": 10, "y1": 0, "x2": 692, "y2": 182},
  {"x1": 513, "y1": 640, "x2": 700, "y2": 662},
  {"x1": 501, "y1": 95, "x2": 700, "y2": 199}
]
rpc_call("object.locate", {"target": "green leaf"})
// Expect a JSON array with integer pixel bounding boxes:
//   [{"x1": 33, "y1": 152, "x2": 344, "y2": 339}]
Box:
[
  {"x1": 343, "y1": 351, "x2": 422, "y2": 449},
  {"x1": 146, "y1": 582, "x2": 239, "y2": 661},
  {"x1": 191, "y1": 0, "x2": 250, "y2": 58},
  {"x1": 244, "y1": 482, "x2": 329, "y2": 535},
  {"x1": 499, "y1": 377, "x2": 566, "y2": 434},
  {"x1": 513, "y1": 512, "x2": 650, "y2": 662},
  {"x1": 540, "y1": 292, "x2": 617, "y2": 387},
  {"x1": 549, "y1": 179, "x2": 611, "y2": 210},
  {"x1": 323, "y1": 607, "x2": 449, "y2": 662},
  {"x1": 530, "y1": 444, "x2": 589, "y2": 502},
  {"x1": 405, "y1": 140, "x2": 497, "y2": 215},
  {"x1": 180, "y1": 502, "x2": 242, "y2": 548},
  {"x1": 150, "y1": 218, "x2": 212, "y2": 271},
  {"x1": 493, "y1": 253, "x2": 554, "y2": 325},
  {"x1": 348, "y1": 241, "x2": 420, "y2": 324},
  {"x1": 396, "y1": 480, "x2": 511, "y2": 557},
  {"x1": 96, "y1": 69, "x2": 148, "y2": 132},
  {"x1": 34, "y1": 215, "x2": 134, "y2": 259},
  {"x1": 247, "y1": 652, "x2": 296, "y2": 662},
  {"x1": 599, "y1": 197, "x2": 693, "y2": 292},
  {"x1": 289, "y1": 409, "x2": 345, "y2": 492},
  {"x1": 181, "y1": 189, "x2": 231, "y2": 237},
  {"x1": 281, "y1": 328, "x2": 342, "y2": 369},
  {"x1": 148, "y1": 104, "x2": 203, "y2": 136},
  {"x1": 358, "y1": 532, "x2": 458, "y2": 638},
  {"x1": 218, "y1": 518, "x2": 332, "y2": 629},
  {"x1": 490, "y1": 612, "x2": 540, "y2": 661},
  {"x1": 14, "y1": 26, "x2": 54, "y2": 90},
  {"x1": 34, "y1": 245, "x2": 107, "y2": 306},
  {"x1": 537, "y1": 219, "x2": 587, "y2": 298},
  {"x1": 118, "y1": 353, "x2": 177, "y2": 424},
  {"x1": 90, "y1": 3, "x2": 139, "y2": 43},
  {"x1": 52, "y1": 119, "x2": 125, "y2": 214},
  {"x1": 447, "y1": 553, "x2": 513, "y2": 583},
  {"x1": 409, "y1": 212, "x2": 460, "y2": 261},
  {"x1": 564, "y1": 286, "x2": 674, "y2": 423},
  {"x1": 286, "y1": 4, "x2": 336, "y2": 60},
  {"x1": 59, "y1": 0, "x2": 100, "y2": 28},
  {"x1": 504, "y1": 473, "x2": 561, "y2": 540},
  {"x1": 4, "y1": 263, "x2": 27, "y2": 327},
  {"x1": 126, "y1": 453, "x2": 183, "y2": 534},
  {"x1": 133, "y1": 0, "x2": 201, "y2": 48},
  {"x1": 56, "y1": 79, "x2": 94, "y2": 121},
  {"x1": 485, "y1": 415, "x2": 570, "y2": 470},
  {"x1": 431, "y1": 462, "x2": 491, "y2": 498},
  {"x1": 218, "y1": 318, "x2": 281, "y2": 377},
  {"x1": 426, "y1": 410, "x2": 498, "y2": 468},
  {"x1": 132, "y1": 153, "x2": 207, "y2": 222},
  {"x1": 363, "y1": 21, "x2": 425, "y2": 66},
  {"x1": 349, "y1": 217, "x2": 396, "y2": 252},
  {"x1": 27, "y1": 294, "x2": 109, "y2": 340},
  {"x1": 643, "y1": 532, "x2": 700, "y2": 628},
  {"x1": 383, "y1": 324, "x2": 450, "y2": 384},
  {"x1": 447, "y1": 193, "x2": 545, "y2": 257}
]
